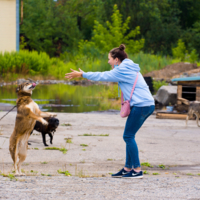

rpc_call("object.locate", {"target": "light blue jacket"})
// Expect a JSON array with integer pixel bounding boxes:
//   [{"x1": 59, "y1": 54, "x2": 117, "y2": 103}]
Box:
[{"x1": 82, "y1": 58, "x2": 155, "y2": 107}]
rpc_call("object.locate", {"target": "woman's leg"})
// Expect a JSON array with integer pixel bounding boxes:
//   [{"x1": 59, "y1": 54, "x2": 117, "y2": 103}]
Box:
[{"x1": 123, "y1": 105, "x2": 155, "y2": 170}]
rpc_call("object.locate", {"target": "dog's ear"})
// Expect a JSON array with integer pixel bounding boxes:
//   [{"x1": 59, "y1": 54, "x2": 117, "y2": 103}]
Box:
[
  {"x1": 16, "y1": 85, "x2": 20, "y2": 93},
  {"x1": 27, "y1": 78, "x2": 35, "y2": 83}
]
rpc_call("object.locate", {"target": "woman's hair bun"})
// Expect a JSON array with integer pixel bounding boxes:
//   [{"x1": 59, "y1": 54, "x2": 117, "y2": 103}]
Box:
[{"x1": 119, "y1": 44, "x2": 125, "y2": 51}]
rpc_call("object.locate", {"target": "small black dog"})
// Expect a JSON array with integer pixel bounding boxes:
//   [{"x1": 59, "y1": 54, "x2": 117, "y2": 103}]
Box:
[{"x1": 30, "y1": 117, "x2": 59, "y2": 146}]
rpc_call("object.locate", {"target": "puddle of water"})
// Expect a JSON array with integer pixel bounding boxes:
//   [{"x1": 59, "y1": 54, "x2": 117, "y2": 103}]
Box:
[{"x1": 0, "y1": 84, "x2": 116, "y2": 113}]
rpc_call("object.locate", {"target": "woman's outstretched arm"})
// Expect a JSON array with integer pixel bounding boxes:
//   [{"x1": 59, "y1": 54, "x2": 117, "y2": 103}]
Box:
[{"x1": 65, "y1": 68, "x2": 83, "y2": 80}]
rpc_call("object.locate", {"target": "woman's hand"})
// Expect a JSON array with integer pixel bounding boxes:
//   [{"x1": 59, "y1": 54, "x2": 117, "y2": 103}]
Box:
[{"x1": 65, "y1": 68, "x2": 83, "y2": 80}]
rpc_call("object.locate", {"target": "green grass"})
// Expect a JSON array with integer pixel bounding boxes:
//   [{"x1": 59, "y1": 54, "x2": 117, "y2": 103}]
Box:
[
  {"x1": 57, "y1": 169, "x2": 71, "y2": 176},
  {"x1": 61, "y1": 123, "x2": 72, "y2": 126},
  {"x1": 186, "y1": 173, "x2": 194, "y2": 176},
  {"x1": 41, "y1": 173, "x2": 51, "y2": 176},
  {"x1": 44, "y1": 147, "x2": 67, "y2": 154},
  {"x1": 82, "y1": 149, "x2": 86, "y2": 151},
  {"x1": 34, "y1": 148, "x2": 39, "y2": 150},
  {"x1": 152, "y1": 172, "x2": 160, "y2": 175},
  {"x1": 65, "y1": 138, "x2": 72, "y2": 143},
  {"x1": 80, "y1": 144, "x2": 88, "y2": 147},
  {"x1": 143, "y1": 170, "x2": 149, "y2": 174},
  {"x1": 141, "y1": 162, "x2": 153, "y2": 168},
  {"x1": 30, "y1": 170, "x2": 38, "y2": 173},
  {"x1": 0, "y1": 50, "x2": 181, "y2": 82},
  {"x1": 158, "y1": 164, "x2": 165, "y2": 169},
  {"x1": 78, "y1": 133, "x2": 109, "y2": 136},
  {"x1": 41, "y1": 162, "x2": 48, "y2": 164}
]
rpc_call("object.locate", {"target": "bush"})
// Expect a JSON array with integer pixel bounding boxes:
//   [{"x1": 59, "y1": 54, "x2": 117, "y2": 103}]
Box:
[
  {"x1": 153, "y1": 80, "x2": 168, "y2": 93},
  {"x1": 172, "y1": 39, "x2": 199, "y2": 63},
  {"x1": 0, "y1": 50, "x2": 51, "y2": 76}
]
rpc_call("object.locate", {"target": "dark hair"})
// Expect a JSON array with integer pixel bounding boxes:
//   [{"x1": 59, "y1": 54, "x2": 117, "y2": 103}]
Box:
[{"x1": 109, "y1": 44, "x2": 128, "y2": 62}]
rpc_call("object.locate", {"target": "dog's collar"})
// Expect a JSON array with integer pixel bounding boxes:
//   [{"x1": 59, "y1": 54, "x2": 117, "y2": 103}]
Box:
[{"x1": 17, "y1": 91, "x2": 32, "y2": 97}]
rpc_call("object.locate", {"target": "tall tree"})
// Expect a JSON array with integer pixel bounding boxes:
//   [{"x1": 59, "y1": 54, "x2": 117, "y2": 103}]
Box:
[{"x1": 21, "y1": 0, "x2": 104, "y2": 56}]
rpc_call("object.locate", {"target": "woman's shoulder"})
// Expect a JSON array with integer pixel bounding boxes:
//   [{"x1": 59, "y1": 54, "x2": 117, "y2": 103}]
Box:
[{"x1": 119, "y1": 59, "x2": 140, "y2": 72}]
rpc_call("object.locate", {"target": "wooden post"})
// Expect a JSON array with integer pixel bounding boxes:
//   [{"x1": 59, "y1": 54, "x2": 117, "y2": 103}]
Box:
[
  {"x1": 177, "y1": 85, "x2": 182, "y2": 104},
  {"x1": 196, "y1": 87, "x2": 200, "y2": 101}
]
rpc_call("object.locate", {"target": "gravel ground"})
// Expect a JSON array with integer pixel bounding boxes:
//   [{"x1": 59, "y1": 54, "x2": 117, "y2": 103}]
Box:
[
  {"x1": 0, "y1": 112, "x2": 200, "y2": 199},
  {"x1": 0, "y1": 175, "x2": 200, "y2": 200}
]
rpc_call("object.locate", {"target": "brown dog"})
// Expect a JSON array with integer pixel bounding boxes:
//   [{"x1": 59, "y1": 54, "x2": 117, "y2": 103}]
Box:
[
  {"x1": 9, "y1": 80, "x2": 57, "y2": 176},
  {"x1": 186, "y1": 101, "x2": 200, "y2": 127}
]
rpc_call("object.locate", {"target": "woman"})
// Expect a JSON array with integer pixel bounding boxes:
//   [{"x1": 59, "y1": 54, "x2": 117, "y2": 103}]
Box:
[{"x1": 65, "y1": 44, "x2": 155, "y2": 179}]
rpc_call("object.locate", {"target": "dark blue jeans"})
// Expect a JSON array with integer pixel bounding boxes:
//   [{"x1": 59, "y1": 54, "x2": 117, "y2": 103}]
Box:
[{"x1": 123, "y1": 105, "x2": 155, "y2": 169}]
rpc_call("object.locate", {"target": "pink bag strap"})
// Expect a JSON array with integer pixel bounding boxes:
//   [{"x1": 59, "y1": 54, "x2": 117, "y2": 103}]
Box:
[{"x1": 121, "y1": 72, "x2": 139, "y2": 103}]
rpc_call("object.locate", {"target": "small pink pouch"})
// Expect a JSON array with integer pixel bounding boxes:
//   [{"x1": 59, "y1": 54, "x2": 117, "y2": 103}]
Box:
[{"x1": 120, "y1": 73, "x2": 138, "y2": 118}]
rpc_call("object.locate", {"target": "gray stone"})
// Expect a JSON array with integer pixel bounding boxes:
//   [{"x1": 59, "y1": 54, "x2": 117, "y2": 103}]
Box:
[{"x1": 155, "y1": 85, "x2": 177, "y2": 106}]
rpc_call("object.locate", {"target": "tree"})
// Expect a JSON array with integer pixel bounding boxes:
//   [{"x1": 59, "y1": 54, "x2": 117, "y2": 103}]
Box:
[
  {"x1": 21, "y1": 0, "x2": 104, "y2": 56},
  {"x1": 79, "y1": 4, "x2": 144, "y2": 55}
]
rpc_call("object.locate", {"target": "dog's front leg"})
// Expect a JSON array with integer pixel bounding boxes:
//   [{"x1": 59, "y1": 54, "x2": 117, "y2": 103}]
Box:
[
  {"x1": 42, "y1": 132, "x2": 48, "y2": 146},
  {"x1": 27, "y1": 109, "x2": 48, "y2": 125},
  {"x1": 38, "y1": 110, "x2": 57, "y2": 118}
]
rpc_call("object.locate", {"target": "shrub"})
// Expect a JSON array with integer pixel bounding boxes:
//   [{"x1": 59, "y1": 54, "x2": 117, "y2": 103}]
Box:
[{"x1": 153, "y1": 80, "x2": 168, "y2": 93}]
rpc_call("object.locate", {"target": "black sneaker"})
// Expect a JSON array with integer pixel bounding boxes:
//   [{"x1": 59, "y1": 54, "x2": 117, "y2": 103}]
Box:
[
  {"x1": 111, "y1": 168, "x2": 130, "y2": 178},
  {"x1": 122, "y1": 169, "x2": 143, "y2": 179}
]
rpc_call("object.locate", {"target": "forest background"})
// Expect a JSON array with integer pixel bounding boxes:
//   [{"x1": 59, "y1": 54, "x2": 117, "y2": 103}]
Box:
[{"x1": 1, "y1": 0, "x2": 200, "y2": 83}]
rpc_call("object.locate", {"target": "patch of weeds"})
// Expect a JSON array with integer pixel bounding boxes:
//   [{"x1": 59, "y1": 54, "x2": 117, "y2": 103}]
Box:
[
  {"x1": 41, "y1": 162, "x2": 48, "y2": 164},
  {"x1": 197, "y1": 174, "x2": 200, "y2": 176},
  {"x1": 69, "y1": 163, "x2": 72, "y2": 166},
  {"x1": 45, "y1": 147, "x2": 67, "y2": 154},
  {"x1": 108, "y1": 172, "x2": 113, "y2": 175},
  {"x1": 158, "y1": 164, "x2": 165, "y2": 169},
  {"x1": 186, "y1": 173, "x2": 194, "y2": 176},
  {"x1": 45, "y1": 147, "x2": 60, "y2": 150},
  {"x1": 99, "y1": 134, "x2": 109, "y2": 136},
  {"x1": 34, "y1": 148, "x2": 39, "y2": 150},
  {"x1": 80, "y1": 144, "x2": 88, "y2": 147},
  {"x1": 173, "y1": 173, "x2": 177, "y2": 175},
  {"x1": 21, "y1": 169, "x2": 25, "y2": 173},
  {"x1": 2, "y1": 173, "x2": 17, "y2": 181},
  {"x1": 57, "y1": 169, "x2": 71, "y2": 176},
  {"x1": 143, "y1": 171, "x2": 149, "y2": 174},
  {"x1": 65, "y1": 138, "x2": 72, "y2": 143},
  {"x1": 82, "y1": 149, "x2": 86, "y2": 151},
  {"x1": 61, "y1": 123, "x2": 72, "y2": 126},
  {"x1": 8, "y1": 174, "x2": 17, "y2": 181},
  {"x1": 77, "y1": 169, "x2": 90, "y2": 178},
  {"x1": 78, "y1": 133, "x2": 109, "y2": 136},
  {"x1": 152, "y1": 173, "x2": 160, "y2": 175},
  {"x1": 107, "y1": 159, "x2": 113, "y2": 161},
  {"x1": 30, "y1": 170, "x2": 38, "y2": 174},
  {"x1": 59, "y1": 147, "x2": 67, "y2": 154},
  {"x1": 141, "y1": 162, "x2": 153, "y2": 168},
  {"x1": 41, "y1": 173, "x2": 52, "y2": 176}
]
